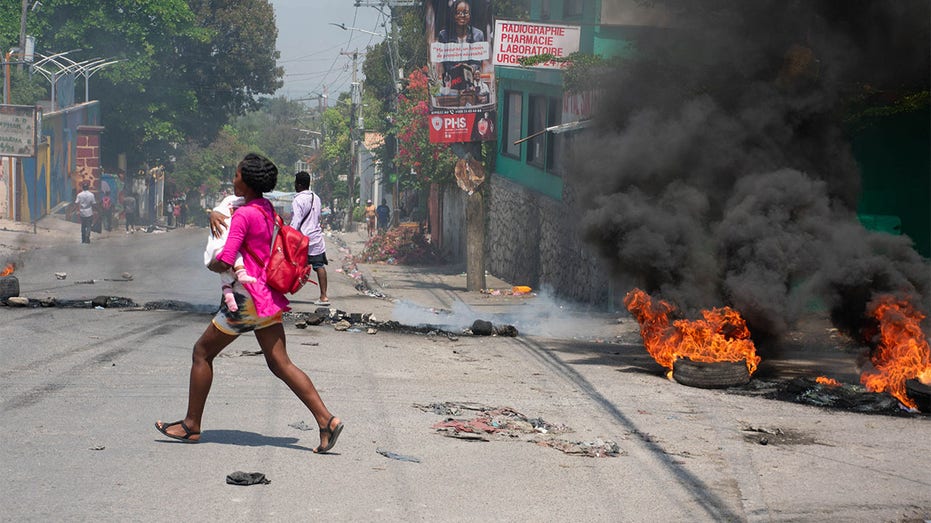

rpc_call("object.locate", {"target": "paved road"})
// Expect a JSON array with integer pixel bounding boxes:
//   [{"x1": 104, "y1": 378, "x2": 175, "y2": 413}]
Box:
[{"x1": 1, "y1": 218, "x2": 929, "y2": 522}]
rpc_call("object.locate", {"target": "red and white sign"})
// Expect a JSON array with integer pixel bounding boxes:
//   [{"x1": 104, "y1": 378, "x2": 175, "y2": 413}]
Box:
[
  {"x1": 427, "y1": 111, "x2": 494, "y2": 144},
  {"x1": 492, "y1": 20, "x2": 580, "y2": 69},
  {"x1": 429, "y1": 113, "x2": 475, "y2": 143}
]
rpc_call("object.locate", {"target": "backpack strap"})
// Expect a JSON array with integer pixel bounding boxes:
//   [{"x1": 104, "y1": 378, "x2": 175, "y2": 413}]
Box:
[
  {"x1": 295, "y1": 191, "x2": 313, "y2": 232},
  {"x1": 242, "y1": 203, "x2": 280, "y2": 268}
]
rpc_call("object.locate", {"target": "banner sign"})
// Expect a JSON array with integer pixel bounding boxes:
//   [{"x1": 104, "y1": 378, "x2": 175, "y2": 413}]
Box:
[
  {"x1": 428, "y1": 111, "x2": 497, "y2": 144},
  {"x1": 0, "y1": 105, "x2": 38, "y2": 157},
  {"x1": 426, "y1": 0, "x2": 496, "y2": 143},
  {"x1": 492, "y1": 20, "x2": 581, "y2": 69}
]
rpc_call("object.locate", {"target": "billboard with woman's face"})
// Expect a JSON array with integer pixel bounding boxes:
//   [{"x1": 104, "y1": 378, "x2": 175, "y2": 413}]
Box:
[{"x1": 426, "y1": 0, "x2": 496, "y2": 143}]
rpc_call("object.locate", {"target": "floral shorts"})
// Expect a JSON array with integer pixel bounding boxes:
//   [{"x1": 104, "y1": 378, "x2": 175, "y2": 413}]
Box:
[{"x1": 211, "y1": 284, "x2": 282, "y2": 335}]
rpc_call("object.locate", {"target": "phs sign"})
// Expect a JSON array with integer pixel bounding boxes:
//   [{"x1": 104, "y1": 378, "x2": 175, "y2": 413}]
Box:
[{"x1": 493, "y1": 20, "x2": 580, "y2": 69}]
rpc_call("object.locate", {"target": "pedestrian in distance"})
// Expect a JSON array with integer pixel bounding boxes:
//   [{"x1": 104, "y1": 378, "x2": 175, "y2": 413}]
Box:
[
  {"x1": 74, "y1": 181, "x2": 96, "y2": 244},
  {"x1": 100, "y1": 190, "x2": 113, "y2": 232},
  {"x1": 123, "y1": 193, "x2": 137, "y2": 232},
  {"x1": 172, "y1": 200, "x2": 181, "y2": 228},
  {"x1": 292, "y1": 171, "x2": 330, "y2": 306},
  {"x1": 155, "y1": 153, "x2": 343, "y2": 454},
  {"x1": 376, "y1": 198, "x2": 391, "y2": 233},
  {"x1": 364, "y1": 199, "x2": 377, "y2": 238},
  {"x1": 179, "y1": 200, "x2": 188, "y2": 228}
]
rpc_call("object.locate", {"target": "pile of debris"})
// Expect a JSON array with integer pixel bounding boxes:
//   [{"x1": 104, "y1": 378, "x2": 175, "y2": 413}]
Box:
[
  {"x1": 415, "y1": 401, "x2": 622, "y2": 458},
  {"x1": 358, "y1": 226, "x2": 443, "y2": 265},
  {"x1": 286, "y1": 308, "x2": 518, "y2": 338},
  {"x1": 729, "y1": 377, "x2": 929, "y2": 416}
]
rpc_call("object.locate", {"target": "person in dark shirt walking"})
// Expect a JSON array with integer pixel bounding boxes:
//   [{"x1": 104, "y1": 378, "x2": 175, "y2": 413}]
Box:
[{"x1": 376, "y1": 198, "x2": 391, "y2": 233}]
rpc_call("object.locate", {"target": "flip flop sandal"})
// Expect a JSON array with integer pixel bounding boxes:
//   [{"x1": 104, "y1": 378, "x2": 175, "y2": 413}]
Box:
[
  {"x1": 155, "y1": 420, "x2": 201, "y2": 443},
  {"x1": 314, "y1": 416, "x2": 344, "y2": 453}
]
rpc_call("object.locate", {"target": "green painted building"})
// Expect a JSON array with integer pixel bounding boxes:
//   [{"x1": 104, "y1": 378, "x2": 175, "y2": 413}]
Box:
[{"x1": 491, "y1": 0, "x2": 929, "y2": 264}]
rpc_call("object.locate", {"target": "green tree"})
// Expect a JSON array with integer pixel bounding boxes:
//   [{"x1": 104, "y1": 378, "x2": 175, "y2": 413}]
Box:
[
  {"x1": 392, "y1": 67, "x2": 457, "y2": 188},
  {"x1": 16, "y1": 0, "x2": 282, "y2": 168},
  {"x1": 313, "y1": 96, "x2": 353, "y2": 208},
  {"x1": 0, "y1": 3, "x2": 21, "y2": 50},
  {"x1": 170, "y1": 126, "x2": 250, "y2": 197},
  {"x1": 29, "y1": 0, "x2": 205, "y2": 164},
  {"x1": 232, "y1": 96, "x2": 310, "y2": 178},
  {"x1": 8, "y1": 67, "x2": 46, "y2": 105}
]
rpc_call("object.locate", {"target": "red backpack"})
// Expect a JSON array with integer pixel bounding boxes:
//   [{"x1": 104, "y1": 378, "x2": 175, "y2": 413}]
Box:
[{"x1": 244, "y1": 206, "x2": 314, "y2": 294}]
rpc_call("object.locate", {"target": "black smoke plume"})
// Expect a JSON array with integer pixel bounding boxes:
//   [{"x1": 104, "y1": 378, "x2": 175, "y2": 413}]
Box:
[{"x1": 573, "y1": 0, "x2": 930, "y2": 340}]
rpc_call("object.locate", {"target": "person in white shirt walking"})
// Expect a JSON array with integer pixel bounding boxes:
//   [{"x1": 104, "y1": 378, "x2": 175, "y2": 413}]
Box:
[
  {"x1": 291, "y1": 171, "x2": 330, "y2": 306},
  {"x1": 74, "y1": 181, "x2": 97, "y2": 244}
]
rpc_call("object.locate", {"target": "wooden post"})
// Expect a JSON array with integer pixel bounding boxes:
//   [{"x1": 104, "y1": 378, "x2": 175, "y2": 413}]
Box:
[{"x1": 466, "y1": 190, "x2": 485, "y2": 291}]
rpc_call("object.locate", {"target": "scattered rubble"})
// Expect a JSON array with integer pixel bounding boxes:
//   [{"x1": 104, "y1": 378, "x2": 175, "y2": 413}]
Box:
[
  {"x1": 376, "y1": 448, "x2": 421, "y2": 463},
  {"x1": 358, "y1": 226, "x2": 443, "y2": 265},
  {"x1": 469, "y1": 319, "x2": 519, "y2": 337},
  {"x1": 219, "y1": 350, "x2": 262, "y2": 358},
  {"x1": 729, "y1": 377, "x2": 927, "y2": 416},
  {"x1": 740, "y1": 424, "x2": 820, "y2": 446},
  {"x1": 416, "y1": 401, "x2": 621, "y2": 458},
  {"x1": 482, "y1": 286, "x2": 535, "y2": 296},
  {"x1": 288, "y1": 420, "x2": 315, "y2": 431}
]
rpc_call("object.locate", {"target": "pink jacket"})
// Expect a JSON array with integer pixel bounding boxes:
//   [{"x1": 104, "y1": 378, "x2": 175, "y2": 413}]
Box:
[{"x1": 217, "y1": 198, "x2": 290, "y2": 316}]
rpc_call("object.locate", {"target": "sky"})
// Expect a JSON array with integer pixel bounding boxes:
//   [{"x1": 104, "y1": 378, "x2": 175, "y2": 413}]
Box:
[{"x1": 270, "y1": 0, "x2": 386, "y2": 104}]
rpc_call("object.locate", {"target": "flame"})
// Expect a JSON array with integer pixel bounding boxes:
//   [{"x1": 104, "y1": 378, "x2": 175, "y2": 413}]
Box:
[
  {"x1": 0, "y1": 263, "x2": 14, "y2": 276},
  {"x1": 816, "y1": 376, "x2": 841, "y2": 387},
  {"x1": 624, "y1": 288, "x2": 761, "y2": 376},
  {"x1": 860, "y1": 294, "x2": 931, "y2": 409}
]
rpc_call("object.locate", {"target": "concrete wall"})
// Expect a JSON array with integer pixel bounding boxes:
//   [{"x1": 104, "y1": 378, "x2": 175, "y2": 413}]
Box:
[{"x1": 16, "y1": 101, "x2": 101, "y2": 221}]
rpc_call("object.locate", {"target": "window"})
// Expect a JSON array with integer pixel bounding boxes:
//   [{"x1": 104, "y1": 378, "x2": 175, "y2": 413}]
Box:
[
  {"x1": 527, "y1": 95, "x2": 548, "y2": 167},
  {"x1": 527, "y1": 95, "x2": 563, "y2": 172},
  {"x1": 504, "y1": 91, "x2": 523, "y2": 158},
  {"x1": 540, "y1": 0, "x2": 550, "y2": 19},
  {"x1": 546, "y1": 97, "x2": 561, "y2": 171},
  {"x1": 564, "y1": 0, "x2": 582, "y2": 17}
]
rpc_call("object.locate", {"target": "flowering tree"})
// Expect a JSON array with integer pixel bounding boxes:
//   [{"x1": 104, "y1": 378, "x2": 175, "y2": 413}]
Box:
[{"x1": 392, "y1": 67, "x2": 459, "y2": 189}]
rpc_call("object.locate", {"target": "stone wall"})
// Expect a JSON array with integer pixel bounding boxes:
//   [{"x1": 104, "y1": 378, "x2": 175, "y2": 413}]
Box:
[{"x1": 485, "y1": 174, "x2": 613, "y2": 305}]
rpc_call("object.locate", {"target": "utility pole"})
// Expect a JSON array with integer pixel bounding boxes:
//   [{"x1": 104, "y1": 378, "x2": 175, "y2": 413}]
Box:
[
  {"x1": 340, "y1": 50, "x2": 359, "y2": 232},
  {"x1": 388, "y1": 4, "x2": 402, "y2": 227},
  {"x1": 353, "y1": 0, "x2": 414, "y2": 226},
  {"x1": 17, "y1": 0, "x2": 28, "y2": 71}
]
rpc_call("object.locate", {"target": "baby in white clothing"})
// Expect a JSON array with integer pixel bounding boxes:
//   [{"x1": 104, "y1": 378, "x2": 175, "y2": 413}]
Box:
[{"x1": 204, "y1": 195, "x2": 256, "y2": 312}]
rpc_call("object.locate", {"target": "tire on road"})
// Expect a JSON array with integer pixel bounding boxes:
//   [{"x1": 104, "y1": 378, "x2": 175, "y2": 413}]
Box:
[
  {"x1": 1, "y1": 275, "x2": 19, "y2": 299},
  {"x1": 672, "y1": 358, "x2": 751, "y2": 389},
  {"x1": 905, "y1": 379, "x2": 931, "y2": 413}
]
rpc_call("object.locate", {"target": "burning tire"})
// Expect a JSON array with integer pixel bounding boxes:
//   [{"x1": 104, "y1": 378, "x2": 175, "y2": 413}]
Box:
[
  {"x1": 1, "y1": 275, "x2": 19, "y2": 300},
  {"x1": 905, "y1": 379, "x2": 930, "y2": 413},
  {"x1": 672, "y1": 358, "x2": 751, "y2": 389}
]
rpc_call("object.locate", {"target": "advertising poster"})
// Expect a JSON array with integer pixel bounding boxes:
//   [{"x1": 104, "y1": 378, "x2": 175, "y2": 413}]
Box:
[
  {"x1": 493, "y1": 20, "x2": 581, "y2": 69},
  {"x1": 426, "y1": 0, "x2": 496, "y2": 143}
]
